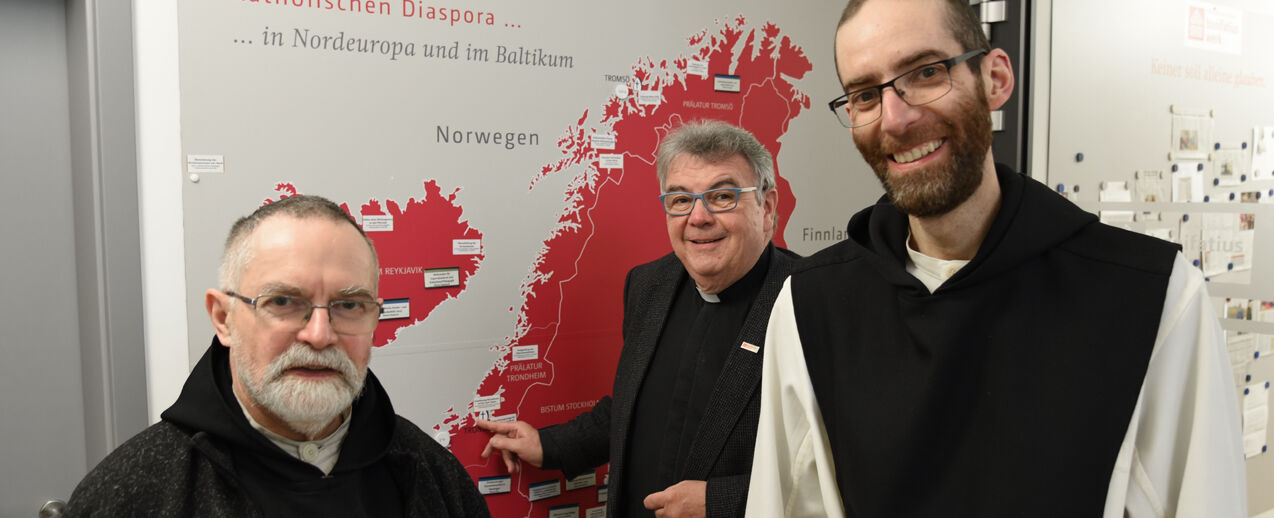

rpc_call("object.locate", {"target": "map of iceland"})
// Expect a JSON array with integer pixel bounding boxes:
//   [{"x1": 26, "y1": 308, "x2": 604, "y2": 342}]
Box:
[
  {"x1": 444, "y1": 16, "x2": 813, "y2": 517},
  {"x1": 261, "y1": 181, "x2": 485, "y2": 349}
]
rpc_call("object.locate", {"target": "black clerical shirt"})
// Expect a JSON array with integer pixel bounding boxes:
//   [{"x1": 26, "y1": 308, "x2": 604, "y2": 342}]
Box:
[{"x1": 621, "y1": 246, "x2": 772, "y2": 517}]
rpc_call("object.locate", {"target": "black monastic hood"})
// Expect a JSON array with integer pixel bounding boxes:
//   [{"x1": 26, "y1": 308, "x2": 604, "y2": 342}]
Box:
[
  {"x1": 844, "y1": 163, "x2": 1098, "y2": 293},
  {"x1": 161, "y1": 337, "x2": 397, "y2": 477}
]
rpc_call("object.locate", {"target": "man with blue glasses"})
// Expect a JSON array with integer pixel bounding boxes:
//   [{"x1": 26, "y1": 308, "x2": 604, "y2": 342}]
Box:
[
  {"x1": 746, "y1": 0, "x2": 1246, "y2": 517},
  {"x1": 68, "y1": 195, "x2": 489, "y2": 517},
  {"x1": 478, "y1": 120, "x2": 798, "y2": 517}
]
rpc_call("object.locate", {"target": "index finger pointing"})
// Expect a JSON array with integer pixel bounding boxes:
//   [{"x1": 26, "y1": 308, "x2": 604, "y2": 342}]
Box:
[{"x1": 474, "y1": 419, "x2": 517, "y2": 434}]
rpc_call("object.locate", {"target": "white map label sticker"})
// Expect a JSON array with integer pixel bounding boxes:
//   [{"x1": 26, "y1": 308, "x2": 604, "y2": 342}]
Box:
[
  {"x1": 637, "y1": 90, "x2": 661, "y2": 105},
  {"x1": 513, "y1": 345, "x2": 540, "y2": 361},
  {"x1": 586, "y1": 506, "x2": 606, "y2": 518},
  {"x1": 714, "y1": 74, "x2": 741, "y2": 93},
  {"x1": 687, "y1": 59, "x2": 708, "y2": 78},
  {"x1": 529, "y1": 480, "x2": 562, "y2": 501},
  {"x1": 548, "y1": 504, "x2": 579, "y2": 518},
  {"x1": 186, "y1": 154, "x2": 225, "y2": 173},
  {"x1": 473, "y1": 394, "x2": 501, "y2": 412},
  {"x1": 590, "y1": 133, "x2": 617, "y2": 150},
  {"x1": 424, "y1": 267, "x2": 461, "y2": 288},
  {"x1": 490, "y1": 413, "x2": 517, "y2": 423},
  {"x1": 361, "y1": 214, "x2": 394, "y2": 232},
  {"x1": 478, "y1": 475, "x2": 511, "y2": 495},
  {"x1": 432, "y1": 429, "x2": 450, "y2": 448},
  {"x1": 598, "y1": 154, "x2": 624, "y2": 169},
  {"x1": 380, "y1": 298, "x2": 410, "y2": 320},
  {"x1": 452, "y1": 239, "x2": 482, "y2": 255},
  {"x1": 566, "y1": 470, "x2": 596, "y2": 491},
  {"x1": 597, "y1": 484, "x2": 608, "y2": 503}
]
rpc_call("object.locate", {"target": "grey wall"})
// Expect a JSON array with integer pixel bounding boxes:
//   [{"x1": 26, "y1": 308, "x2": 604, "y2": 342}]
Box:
[
  {"x1": 0, "y1": 0, "x2": 147, "y2": 514},
  {"x1": 66, "y1": 0, "x2": 149, "y2": 465},
  {"x1": 0, "y1": 0, "x2": 90, "y2": 512}
]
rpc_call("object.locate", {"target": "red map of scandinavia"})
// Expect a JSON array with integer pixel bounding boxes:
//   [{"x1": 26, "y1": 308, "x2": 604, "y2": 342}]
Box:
[
  {"x1": 445, "y1": 16, "x2": 812, "y2": 517},
  {"x1": 261, "y1": 181, "x2": 485, "y2": 348}
]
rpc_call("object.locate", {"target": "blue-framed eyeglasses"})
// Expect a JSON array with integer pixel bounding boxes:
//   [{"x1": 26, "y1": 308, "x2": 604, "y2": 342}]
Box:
[
  {"x1": 828, "y1": 48, "x2": 987, "y2": 128},
  {"x1": 659, "y1": 187, "x2": 759, "y2": 216}
]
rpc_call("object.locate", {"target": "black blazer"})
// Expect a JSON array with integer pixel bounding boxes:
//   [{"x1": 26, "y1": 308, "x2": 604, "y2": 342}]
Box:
[{"x1": 539, "y1": 246, "x2": 797, "y2": 518}]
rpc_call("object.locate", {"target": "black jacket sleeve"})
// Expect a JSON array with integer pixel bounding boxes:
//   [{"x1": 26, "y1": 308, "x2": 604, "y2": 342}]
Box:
[
  {"x1": 705, "y1": 473, "x2": 749, "y2": 518},
  {"x1": 538, "y1": 395, "x2": 612, "y2": 478},
  {"x1": 538, "y1": 266, "x2": 643, "y2": 478}
]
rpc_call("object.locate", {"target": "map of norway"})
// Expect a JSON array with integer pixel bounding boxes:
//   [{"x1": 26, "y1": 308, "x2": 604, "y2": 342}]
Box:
[
  {"x1": 259, "y1": 181, "x2": 486, "y2": 349},
  {"x1": 446, "y1": 16, "x2": 812, "y2": 517}
]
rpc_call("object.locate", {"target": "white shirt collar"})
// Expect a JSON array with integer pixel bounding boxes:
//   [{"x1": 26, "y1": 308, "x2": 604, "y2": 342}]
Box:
[
  {"x1": 238, "y1": 398, "x2": 351, "y2": 475},
  {"x1": 696, "y1": 287, "x2": 721, "y2": 303},
  {"x1": 904, "y1": 231, "x2": 971, "y2": 293}
]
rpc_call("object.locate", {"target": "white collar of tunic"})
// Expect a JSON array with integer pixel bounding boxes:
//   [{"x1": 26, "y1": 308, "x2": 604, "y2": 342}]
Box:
[
  {"x1": 904, "y1": 231, "x2": 971, "y2": 294},
  {"x1": 237, "y1": 397, "x2": 352, "y2": 475}
]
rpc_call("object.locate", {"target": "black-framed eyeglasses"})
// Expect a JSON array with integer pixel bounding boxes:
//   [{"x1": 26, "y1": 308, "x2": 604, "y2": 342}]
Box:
[
  {"x1": 828, "y1": 48, "x2": 987, "y2": 128},
  {"x1": 225, "y1": 291, "x2": 383, "y2": 334},
  {"x1": 659, "y1": 187, "x2": 759, "y2": 216}
]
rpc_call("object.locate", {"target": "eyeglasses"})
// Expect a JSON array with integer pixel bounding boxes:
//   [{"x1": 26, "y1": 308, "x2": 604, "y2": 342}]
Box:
[
  {"x1": 659, "y1": 187, "x2": 759, "y2": 216},
  {"x1": 828, "y1": 49, "x2": 987, "y2": 128},
  {"x1": 225, "y1": 291, "x2": 383, "y2": 334}
]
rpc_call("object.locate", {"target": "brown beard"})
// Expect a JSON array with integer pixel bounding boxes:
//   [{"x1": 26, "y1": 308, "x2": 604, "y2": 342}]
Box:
[{"x1": 855, "y1": 85, "x2": 993, "y2": 217}]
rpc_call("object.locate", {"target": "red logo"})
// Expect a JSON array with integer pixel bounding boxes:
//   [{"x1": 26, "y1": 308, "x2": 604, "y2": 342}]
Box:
[{"x1": 1188, "y1": 6, "x2": 1205, "y2": 40}]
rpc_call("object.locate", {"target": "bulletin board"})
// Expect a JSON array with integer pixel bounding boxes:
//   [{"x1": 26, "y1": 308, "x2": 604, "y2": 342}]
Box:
[{"x1": 1043, "y1": 0, "x2": 1274, "y2": 513}]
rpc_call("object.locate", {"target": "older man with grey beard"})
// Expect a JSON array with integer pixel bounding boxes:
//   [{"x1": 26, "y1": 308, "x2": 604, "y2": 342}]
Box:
[{"x1": 67, "y1": 195, "x2": 490, "y2": 517}]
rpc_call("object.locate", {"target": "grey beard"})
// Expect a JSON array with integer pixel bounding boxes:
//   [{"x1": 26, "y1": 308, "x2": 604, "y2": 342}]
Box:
[{"x1": 232, "y1": 338, "x2": 366, "y2": 439}]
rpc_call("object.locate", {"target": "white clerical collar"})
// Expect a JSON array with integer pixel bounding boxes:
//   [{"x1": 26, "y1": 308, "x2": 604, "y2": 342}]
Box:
[
  {"x1": 237, "y1": 398, "x2": 351, "y2": 475},
  {"x1": 904, "y1": 231, "x2": 971, "y2": 293},
  {"x1": 693, "y1": 287, "x2": 723, "y2": 304},
  {"x1": 696, "y1": 287, "x2": 721, "y2": 303}
]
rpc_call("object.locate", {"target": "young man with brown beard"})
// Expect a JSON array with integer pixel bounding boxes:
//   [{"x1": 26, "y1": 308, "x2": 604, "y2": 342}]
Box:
[{"x1": 745, "y1": 1, "x2": 1246, "y2": 516}]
